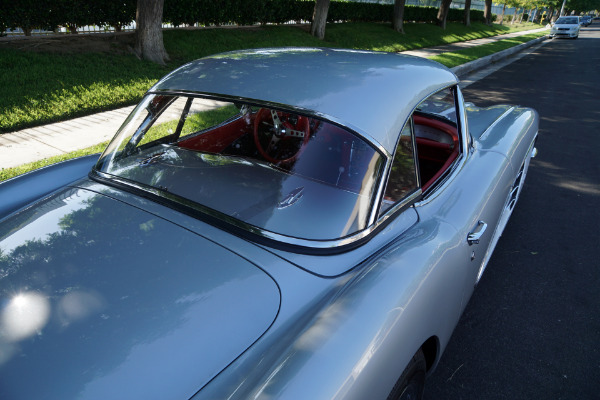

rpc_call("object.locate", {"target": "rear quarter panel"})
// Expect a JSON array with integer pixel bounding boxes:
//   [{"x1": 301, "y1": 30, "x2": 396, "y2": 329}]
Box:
[
  {"x1": 0, "y1": 154, "x2": 99, "y2": 220},
  {"x1": 469, "y1": 105, "x2": 539, "y2": 173},
  {"x1": 202, "y1": 106, "x2": 541, "y2": 399},
  {"x1": 195, "y1": 217, "x2": 467, "y2": 400}
]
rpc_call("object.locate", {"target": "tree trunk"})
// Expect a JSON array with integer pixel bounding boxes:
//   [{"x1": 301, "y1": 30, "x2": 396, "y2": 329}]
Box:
[
  {"x1": 393, "y1": 0, "x2": 406, "y2": 33},
  {"x1": 511, "y1": 8, "x2": 517, "y2": 24},
  {"x1": 310, "y1": 0, "x2": 330, "y2": 40},
  {"x1": 463, "y1": 0, "x2": 472, "y2": 26},
  {"x1": 134, "y1": 0, "x2": 169, "y2": 65},
  {"x1": 436, "y1": 0, "x2": 453, "y2": 29},
  {"x1": 500, "y1": 4, "x2": 506, "y2": 25},
  {"x1": 483, "y1": 0, "x2": 493, "y2": 25}
]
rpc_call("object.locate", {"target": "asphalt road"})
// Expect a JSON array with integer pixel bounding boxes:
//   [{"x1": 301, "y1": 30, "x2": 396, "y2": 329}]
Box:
[{"x1": 423, "y1": 24, "x2": 600, "y2": 399}]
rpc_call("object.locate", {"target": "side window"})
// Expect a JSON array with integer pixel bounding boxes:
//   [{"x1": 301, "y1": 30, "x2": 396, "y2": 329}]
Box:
[
  {"x1": 139, "y1": 97, "x2": 240, "y2": 148},
  {"x1": 379, "y1": 119, "x2": 418, "y2": 215},
  {"x1": 138, "y1": 96, "x2": 189, "y2": 147},
  {"x1": 379, "y1": 86, "x2": 463, "y2": 216},
  {"x1": 413, "y1": 86, "x2": 461, "y2": 191}
]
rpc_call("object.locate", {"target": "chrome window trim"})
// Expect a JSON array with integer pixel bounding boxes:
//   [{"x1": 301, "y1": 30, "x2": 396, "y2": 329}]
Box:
[
  {"x1": 93, "y1": 86, "x2": 469, "y2": 251},
  {"x1": 455, "y1": 86, "x2": 471, "y2": 154},
  {"x1": 149, "y1": 89, "x2": 391, "y2": 158},
  {"x1": 414, "y1": 84, "x2": 469, "y2": 206},
  {"x1": 378, "y1": 83, "x2": 467, "y2": 212},
  {"x1": 376, "y1": 189, "x2": 422, "y2": 225},
  {"x1": 410, "y1": 116, "x2": 423, "y2": 189},
  {"x1": 414, "y1": 153, "x2": 466, "y2": 206},
  {"x1": 147, "y1": 91, "x2": 391, "y2": 230},
  {"x1": 92, "y1": 169, "x2": 389, "y2": 254},
  {"x1": 372, "y1": 117, "x2": 420, "y2": 222},
  {"x1": 371, "y1": 82, "x2": 458, "y2": 223}
]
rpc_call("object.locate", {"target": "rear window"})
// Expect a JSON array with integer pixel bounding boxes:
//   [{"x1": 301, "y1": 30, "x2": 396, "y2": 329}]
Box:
[{"x1": 96, "y1": 94, "x2": 385, "y2": 241}]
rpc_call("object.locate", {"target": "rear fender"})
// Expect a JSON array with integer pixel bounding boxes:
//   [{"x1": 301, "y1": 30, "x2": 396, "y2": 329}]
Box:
[
  {"x1": 200, "y1": 218, "x2": 463, "y2": 400},
  {"x1": 0, "y1": 154, "x2": 98, "y2": 219},
  {"x1": 473, "y1": 106, "x2": 539, "y2": 175}
]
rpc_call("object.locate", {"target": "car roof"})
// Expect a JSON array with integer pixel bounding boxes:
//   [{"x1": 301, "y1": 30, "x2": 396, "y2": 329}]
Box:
[{"x1": 151, "y1": 47, "x2": 458, "y2": 155}]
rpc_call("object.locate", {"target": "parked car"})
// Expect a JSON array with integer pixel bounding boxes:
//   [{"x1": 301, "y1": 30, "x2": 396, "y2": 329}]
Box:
[
  {"x1": 0, "y1": 48, "x2": 538, "y2": 400},
  {"x1": 581, "y1": 15, "x2": 592, "y2": 26},
  {"x1": 550, "y1": 16, "x2": 581, "y2": 38}
]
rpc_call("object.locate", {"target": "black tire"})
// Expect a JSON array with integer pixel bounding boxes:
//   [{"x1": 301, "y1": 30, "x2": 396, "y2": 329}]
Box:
[{"x1": 387, "y1": 349, "x2": 427, "y2": 400}]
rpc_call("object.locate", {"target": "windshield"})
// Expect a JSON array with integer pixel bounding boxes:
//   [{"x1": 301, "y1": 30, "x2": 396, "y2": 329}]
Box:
[
  {"x1": 555, "y1": 17, "x2": 579, "y2": 24},
  {"x1": 95, "y1": 94, "x2": 384, "y2": 241}
]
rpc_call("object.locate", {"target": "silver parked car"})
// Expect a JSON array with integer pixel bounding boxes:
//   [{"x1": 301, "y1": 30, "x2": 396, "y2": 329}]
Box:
[
  {"x1": 550, "y1": 16, "x2": 581, "y2": 38},
  {"x1": 0, "y1": 48, "x2": 538, "y2": 399},
  {"x1": 580, "y1": 15, "x2": 592, "y2": 26}
]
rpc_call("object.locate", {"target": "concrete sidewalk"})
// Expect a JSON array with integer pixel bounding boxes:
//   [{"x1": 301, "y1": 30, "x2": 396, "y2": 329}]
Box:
[
  {"x1": 0, "y1": 27, "x2": 548, "y2": 171},
  {"x1": 1, "y1": 106, "x2": 135, "y2": 169}
]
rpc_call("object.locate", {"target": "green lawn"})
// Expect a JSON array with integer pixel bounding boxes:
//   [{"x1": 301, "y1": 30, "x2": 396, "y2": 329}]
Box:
[
  {"x1": 0, "y1": 22, "x2": 542, "y2": 134},
  {"x1": 0, "y1": 142, "x2": 108, "y2": 182},
  {"x1": 0, "y1": 21, "x2": 545, "y2": 182}
]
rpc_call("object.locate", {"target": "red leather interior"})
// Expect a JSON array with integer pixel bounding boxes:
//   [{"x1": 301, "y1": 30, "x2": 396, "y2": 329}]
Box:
[
  {"x1": 177, "y1": 117, "x2": 248, "y2": 153},
  {"x1": 413, "y1": 114, "x2": 459, "y2": 191}
]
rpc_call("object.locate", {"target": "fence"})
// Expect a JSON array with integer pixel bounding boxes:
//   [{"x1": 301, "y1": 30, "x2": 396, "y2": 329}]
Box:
[{"x1": 368, "y1": 0, "x2": 517, "y2": 15}]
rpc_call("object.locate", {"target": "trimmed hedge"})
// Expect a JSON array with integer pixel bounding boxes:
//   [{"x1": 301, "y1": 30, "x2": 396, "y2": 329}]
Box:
[
  {"x1": 1, "y1": 0, "x2": 489, "y2": 35},
  {"x1": 1, "y1": 0, "x2": 136, "y2": 35},
  {"x1": 164, "y1": 0, "x2": 314, "y2": 27}
]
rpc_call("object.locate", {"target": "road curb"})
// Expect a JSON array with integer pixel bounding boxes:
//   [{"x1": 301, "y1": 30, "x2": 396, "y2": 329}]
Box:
[{"x1": 452, "y1": 35, "x2": 548, "y2": 78}]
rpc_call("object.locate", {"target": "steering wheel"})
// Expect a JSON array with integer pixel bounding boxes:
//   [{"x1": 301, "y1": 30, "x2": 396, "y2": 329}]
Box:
[{"x1": 253, "y1": 108, "x2": 310, "y2": 164}]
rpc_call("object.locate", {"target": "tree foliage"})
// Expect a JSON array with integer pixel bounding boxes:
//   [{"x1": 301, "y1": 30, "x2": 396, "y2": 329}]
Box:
[
  {"x1": 566, "y1": 0, "x2": 600, "y2": 13},
  {"x1": 2, "y1": 0, "x2": 493, "y2": 37}
]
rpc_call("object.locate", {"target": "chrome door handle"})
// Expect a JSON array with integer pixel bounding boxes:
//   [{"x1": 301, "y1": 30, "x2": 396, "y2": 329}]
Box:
[{"x1": 468, "y1": 221, "x2": 487, "y2": 245}]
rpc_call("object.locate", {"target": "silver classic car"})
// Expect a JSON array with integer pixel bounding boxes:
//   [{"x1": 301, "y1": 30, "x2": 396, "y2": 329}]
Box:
[{"x1": 0, "y1": 48, "x2": 538, "y2": 399}]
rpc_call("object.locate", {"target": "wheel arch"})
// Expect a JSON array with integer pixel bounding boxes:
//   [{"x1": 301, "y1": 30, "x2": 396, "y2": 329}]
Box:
[{"x1": 421, "y1": 336, "x2": 440, "y2": 372}]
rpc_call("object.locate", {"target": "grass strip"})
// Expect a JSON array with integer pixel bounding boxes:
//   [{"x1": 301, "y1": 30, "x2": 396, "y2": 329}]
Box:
[
  {"x1": 1, "y1": 23, "x2": 546, "y2": 182},
  {"x1": 430, "y1": 32, "x2": 547, "y2": 68},
  {"x1": 0, "y1": 142, "x2": 107, "y2": 182}
]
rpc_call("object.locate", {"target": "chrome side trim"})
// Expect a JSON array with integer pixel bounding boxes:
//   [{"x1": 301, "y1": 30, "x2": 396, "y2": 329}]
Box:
[
  {"x1": 413, "y1": 152, "x2": 466, "y2": 206},
  {"x1": 376, "y1": 190, "x2": 422, "y2": 224},
  {"x1": 474, "y1": 133, "x2": 538, "y2": 284}
]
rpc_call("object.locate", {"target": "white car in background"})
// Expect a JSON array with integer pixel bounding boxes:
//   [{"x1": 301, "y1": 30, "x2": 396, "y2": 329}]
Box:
[{"x1": 550, "y1": 16, "x2": 581, "y2": 38}]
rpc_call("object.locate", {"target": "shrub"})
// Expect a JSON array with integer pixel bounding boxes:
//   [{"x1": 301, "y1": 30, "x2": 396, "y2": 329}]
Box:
[{"x1": 5, "y1": 0, "x2": 498, "y2": 34}]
